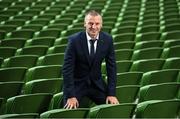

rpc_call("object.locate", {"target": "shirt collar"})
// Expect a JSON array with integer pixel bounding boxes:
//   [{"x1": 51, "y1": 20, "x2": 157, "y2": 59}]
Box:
[{"x1": 86, "y1": 31, "x2": 99, "y2": 41}]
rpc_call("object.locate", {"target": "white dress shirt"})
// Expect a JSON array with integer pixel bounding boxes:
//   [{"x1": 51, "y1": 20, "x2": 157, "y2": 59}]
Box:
[{"x1": 86, "y1": 32, "x2": 99, "y2": 54}]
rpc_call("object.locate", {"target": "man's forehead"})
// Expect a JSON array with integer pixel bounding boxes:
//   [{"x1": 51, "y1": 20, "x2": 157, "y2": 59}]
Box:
[{"x1": 85, "y1": 15, "x2": 102, "y2": 22}]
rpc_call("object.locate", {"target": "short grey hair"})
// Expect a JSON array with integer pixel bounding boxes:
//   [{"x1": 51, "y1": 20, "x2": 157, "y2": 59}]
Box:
[{"x1": 84, "y1": 10, "x2": 102, "y2": 22}]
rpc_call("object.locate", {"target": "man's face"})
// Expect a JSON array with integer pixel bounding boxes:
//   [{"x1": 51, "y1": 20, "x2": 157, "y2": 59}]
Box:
[{"x1": 84, "y1": 14, "x2": 102, "y2": 39}]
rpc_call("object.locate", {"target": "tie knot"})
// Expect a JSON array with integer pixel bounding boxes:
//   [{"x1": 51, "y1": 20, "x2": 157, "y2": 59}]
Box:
[{"x1": 90, "y1": 39, "x2": 96, "y2": 45}]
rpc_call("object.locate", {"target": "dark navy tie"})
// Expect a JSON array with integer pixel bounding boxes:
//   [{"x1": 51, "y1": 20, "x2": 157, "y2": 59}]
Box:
[{"x1": 90, "y1": 39, "x2": 96, "y2": 60}]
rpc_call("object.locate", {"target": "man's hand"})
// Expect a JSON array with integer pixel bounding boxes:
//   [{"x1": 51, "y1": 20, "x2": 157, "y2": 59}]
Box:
[
  {"x1": 106, "y1": 96, "x2": 119, "y2": 104},
  {"x1": 64, "y1": 97, "x2": 79, "y2": 109}
]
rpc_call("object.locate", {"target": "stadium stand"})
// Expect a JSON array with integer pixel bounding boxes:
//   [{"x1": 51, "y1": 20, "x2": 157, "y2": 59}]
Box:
[{"x1": 0, "y1": 0, "x2": 180, "y2": 118}]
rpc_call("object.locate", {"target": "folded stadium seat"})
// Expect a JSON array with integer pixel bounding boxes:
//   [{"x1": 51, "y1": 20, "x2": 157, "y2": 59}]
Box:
[
  {"x1": 138, "y1": 19, "x2": 160, "y2": 27},
  {"x1": 139, "y1": 82, "x2": 180, "y2": 102},
  {"x1": 47, "y1": 45, "x2": 67, "y2": 54},
  {"x1": 1, "y1": 55, "x2": 38, "y2": 68},
  {"x1": 0, "y1": 30, "x2": 6, "y2": 40},
  {"x1": 0, "y1": 38, "x2": 26, "y2": 49},
  {"x1": 0, "y1": 57, "x2": 3, "y2": 66},
  {"x1": 40, "y1": 108, "x2": 89, "y2": 118},
  {"x1": 115, "y1": 49, "x2": 133, "y2": 61},
  {"x1": 0, "y1": 25, "x2": 17, "y2": 33},
  {"x1": 4, "y1": 19, "x2": 26, "y2": 27},
  {"x1": 12, "y1": 14, "x2": 34, "y2": 21},
  {"x1": 37, "y1": 53, "x2": 64, "y2": 66},
  {"x1": 134, "y1": 40, "x2": 164, "y2": 50},
  {"x1": 0, "y1": 10, "x2": 19, "y2": 17},
  {"x1": 23, "y1": 78, "x2": 63, "y2": 94},
  {"x1": 25, "y1": 37, "x2": 55, "y2": 47},
  {"x1": 136, "y1": 25, "x2": 160, "y2": 34},
  {"x1": 21, "y1": 24, "x2": 43, "y2": 32},
  {"x1": 162, "y1": 18, "x2": 180, "y2": 26},
  {"x1": 0, "y1": 113, "x2": 39, "y2": 118},
  {"x1": 36, "y1": 13, "x2": 56, "y2": 21},
  {"x1": 160, "y1": 31, "x2": 180, "y2": 41},
  {"x1": 0, "y1": 81, "x2": 24, "y2": 99},
  {"x1": 0, "y1": 15, "x2": 10, "y2": 22},
  {"x1": 113, "y1": 33, "x2": 135, "y2": 43},
  {"x1": 43, "y1": 8, "x2": 62, "y2": 15},
  {"x1": 6, "y1": 93, "x2": 52, "y2": 114},
  {"x1": 141, "y1": 69, "x2": 179, "y2": 86},
  {"x1": 116, "y1": 60, "x2": 133, "y2": 73},
  {"x1": 24, "y1": 65, "x2": 62, "y2": 82},
  {"x1": 135, "y1": 32, "x2": 161, "y2": 42},
  {"x1": 22, "y1": 9, "x2": 41, "y2": 16},
  {"x1": 161, "y1": 23, "x2": 180, "y2": 32},
  {"x1": 116, "y1": 72, "x2": 143, "y2": 86},
  {"x1": 8, "y1": 29, "x2": 35, "y2": 39},
  {"x1": 130, "y1": 59, "x2": 165, "y2": 73},
  {"x1": 53, "y1": 18, "x2": 73, "y2": 26},
  {"x1": 47, "y1": 23, "x2": 68, "y2": 31},
  {"x1": 48, "y1": 92, "x2": 63, "y2": 110},
  {"x1": 136, "y1": 99, "x2": 180, "y2": 118},
  {"x1": 27, "y1": 18, "x2": 50, "y2": 26},
  {"x1": 164, "y1": 39, "x2": 180, "y2": 48},
  {"x1": 0, "y1": 98, "x2": 6, "y2": 114},
  {"x1": 61, "y1": 28, "x2": 84, "y2": 37},
  {"x1": 161, "y1": 45, "x2": 180, "y2": 58},
  {"x1": 113, "y1": 26, "x2": 136, "y2": 35},
  {"x1": 163, "y1": 13, "x2": 180, "y2": 22},
  {"x1": 118, "y1": 21, "x2": 137, "y2": 28},
  {"x1": 116, "y1": 85, "x2": 140, "y2": 103},
  {"x1": 15, "y1": 45, "x2": 48, "y2": 56},
  {"x1": 88, "y1": 103, "x2": 136, "y2": 118},
  {"x1": 35, "y1": 28, "x2": 61, "y2": 38},
  {"x1": 162, "y1": 57, "x2": 180, "y2": 69},
  {"x1": 0, "y1": 47, "x2": 17, "y2": 59},
  {"x1": 0, "y1": 67, "x2": 27, "y2": 82},
  {"x1": 132, "y1": 48, "x2": 163, "y2": 61},
  {"x1": 114, "y1": 41, "x2": 135, "y2": 50}
]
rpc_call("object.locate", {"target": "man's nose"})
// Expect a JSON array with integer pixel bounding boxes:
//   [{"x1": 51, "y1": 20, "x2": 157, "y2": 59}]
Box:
[{"x1": 92, "y1": 24, "x2": 96, "y2": 28}]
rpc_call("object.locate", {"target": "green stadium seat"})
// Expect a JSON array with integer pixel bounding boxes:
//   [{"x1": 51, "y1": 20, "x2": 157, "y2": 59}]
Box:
[
  {"x1": 0, "y1": 98, "x2": 6, "y2": 114},
  {"x1": 115, "y1": 49, "x2": 133, "y2": 61},
  {"x1": 0, "y1": 113, "x2": 39, "y2": 118},
  {"x1": 141, "y1": 69, "x2": 179, "y2": 86},
  {"x1": 161, "y1": 23, "x2": 180, "y2": 32},
  {"x1": 0, "y1": 47, "x2": 16, "y2": 59},
  {"x1": 135, "y1": 32, "x2": 161, "y2": 42},
  {"x1": 136, "y1": 99, "x2": 180, "y2": 118},
  {"x1": 48, "y1": 92, "x2": 63, "y2": 110},
  {"x1": 27, "y1": 18, "x2": 50, "y2": 26},
  {"x1": 160, "y1": 31, "x2": 180, "y2": 40},
  {"x1": 161, "y1": 46, "x2": 180, "y2": 58},
  {"x1": 40, "y1": 108, "x2": 89, "y2": 118},
  {"x1": 139, "y1": 82, "x2": 180, "y2": 102},
  {"x1": 1, "y1": 55, "x2": 38, "y2": 68},
  {"x1": 130, "y1": 59, "x2": 165, "y2": 73},
  {"x1": 6, "y1": 93, "x2": 52, "y2": 114},
  {"x1": 4, "y1": 19, "x2": 26, "y2": 27},
  {"x1": 21, "y1": 24, "x2": 43, "y2": 31},
  {"x1": 24, "y1": 65, "x2": 62, "y2": 82},
  {"x1": 116, "y1": 85, "x2": 140, "y2": 103},
  {"x1": 0, "y1": 30, "x2": 6, "y2": 40},
  {"x1": 136, "y1": 25, "x2": 160, "y2": 33},
  {"x1": 0, "y1": 38, "x2": 26, "y2": 49},
  {"x1": 164, "y1": 39, "x2": 180, "y2": 48},
  {"x1": 113, "y1": 33, "x2": 135, "y2": 42},
  {"x1": 116, "y1": 72, "x2": 143, "y2": 86},
  {"x1": 15, "y1": 45, "x2": 48, "y2": 56},
  {"x1": 114, "y1": 41, "x2": 135, "y2": 50},
  {"x1": 47, "y1": 45, "x2": 67, "y2": 54},
  {"x1": 116, "y1": 60, "x2": 133, "y2": 73},
  {"x1": 0, "y1": 25, "x2": 17, "y2": 33},
  {"x1": 162, "y1": 57, "x2": 180, "y2": 69},
  {"x1": 88, "y1": 103, "x2": 136, "y2": 118},
  {"x1": 24, "y1": 78, "x2": 63, "y2": 94},
  {"x1": 132, "y1": 48, "x2": 163, "y2": 61},
  {"x1": 35, "y1": 28, "x2": 61, "y2": 38},
  {"x1": 37, "y1": 53, "x2": 64, "y2": 66},
  {"x1": 134, "y1": 40, "x2": 164, "y2": 50},
  {"x1": 0, "y1": 67, "x2": 27, "y2": 82},
  {"x1": 0, "y1": 81, "x2": 24, "y2": 99},
  {"x1": 25, "y1": 37, "x2": 55, "y2": 47},
  {"x1": 8, "y1": 29, "x2": 35, "y2": 39}
]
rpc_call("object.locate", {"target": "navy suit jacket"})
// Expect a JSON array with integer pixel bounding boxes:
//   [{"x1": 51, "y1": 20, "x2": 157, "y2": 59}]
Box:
[{"x1": 62, "y1": 31, "x2": 117, "y2": 99}]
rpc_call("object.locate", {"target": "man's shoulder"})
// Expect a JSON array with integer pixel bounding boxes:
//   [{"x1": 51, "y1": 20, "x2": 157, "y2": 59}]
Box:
[
  {"x1": 100, "y1": 31, "x2": 113, "y2": 41},
  {"x1": 68, "y1": 31, "x2": 85, "y2": 40}
]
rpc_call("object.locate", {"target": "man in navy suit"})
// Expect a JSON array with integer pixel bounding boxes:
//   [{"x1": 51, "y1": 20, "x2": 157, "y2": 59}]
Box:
[{"x1": 63, "y1": 10, "x2": 119, "y2": 109}]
